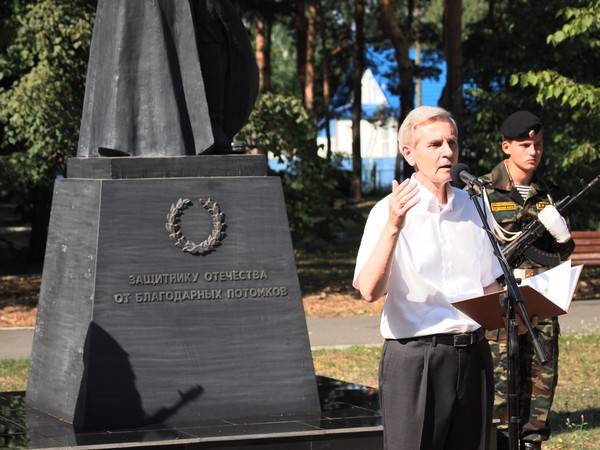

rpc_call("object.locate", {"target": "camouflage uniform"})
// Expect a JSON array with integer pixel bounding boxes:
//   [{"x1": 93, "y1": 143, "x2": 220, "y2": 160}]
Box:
[{"x1": 480, "y1": 161, "x2": 574, "y2": 446}]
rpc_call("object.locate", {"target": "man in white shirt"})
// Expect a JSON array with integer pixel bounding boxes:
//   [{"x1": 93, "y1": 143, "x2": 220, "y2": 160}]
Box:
[{"x1": 354, "y1": 106, "x2": 503, "y2": 450}]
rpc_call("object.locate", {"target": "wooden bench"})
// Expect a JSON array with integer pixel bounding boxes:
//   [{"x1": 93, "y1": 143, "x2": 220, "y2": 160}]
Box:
[{"x1": 571, "y1": 231, "x2": 600, "y2": 266}]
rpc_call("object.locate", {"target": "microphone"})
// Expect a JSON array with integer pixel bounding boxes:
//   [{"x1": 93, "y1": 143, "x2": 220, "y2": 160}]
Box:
[{"x1": 451, "y1": 163, "x2": 487, "y2": 189}]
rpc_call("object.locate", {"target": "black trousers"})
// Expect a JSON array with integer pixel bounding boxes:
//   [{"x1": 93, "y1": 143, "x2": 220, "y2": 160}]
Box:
[{"x1": 379, "y1": 337, "x2": 493, "y2": 450}]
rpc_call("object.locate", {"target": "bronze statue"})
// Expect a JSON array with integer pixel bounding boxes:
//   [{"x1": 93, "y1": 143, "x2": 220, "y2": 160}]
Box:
[{"x1": 77, "y1": 0, "x2": 258, "y2": 157}]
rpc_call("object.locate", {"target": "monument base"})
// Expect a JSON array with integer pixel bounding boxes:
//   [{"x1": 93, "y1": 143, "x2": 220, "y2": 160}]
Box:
[
  {"x1": 27, "y1": 155, "x2": 320, "y2": 429},
  {"x1": 0, "y1": 377, "x2": 382, "y2": 449}
]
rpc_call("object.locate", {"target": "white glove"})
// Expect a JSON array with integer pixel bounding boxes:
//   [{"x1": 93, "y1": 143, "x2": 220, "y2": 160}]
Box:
[{"x1": 538, "y1": 205, "x2": 571, "y2": 243}]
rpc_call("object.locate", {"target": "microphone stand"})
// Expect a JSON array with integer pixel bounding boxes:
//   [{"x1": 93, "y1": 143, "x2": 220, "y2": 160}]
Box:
[{"x1": 465, "y1": 181, "x2": 548, "y2": 450}]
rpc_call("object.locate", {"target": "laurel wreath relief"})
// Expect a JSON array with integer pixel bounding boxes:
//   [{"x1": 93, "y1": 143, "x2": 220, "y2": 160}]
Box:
[{"x1": 165, "y1": 198, "x2": 226, "y2": 255}]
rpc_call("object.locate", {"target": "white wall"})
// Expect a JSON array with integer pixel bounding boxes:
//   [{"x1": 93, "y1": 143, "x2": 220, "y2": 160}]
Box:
[
  {"x1": 361, "y1": 68, "x2": 388, "y2": 105},
  {"x1": 317, "y1": 68, "x2": 399, "y2": 159},
  {"x1": 318, "y1": 119, "x2": 397, "y2": 159}
]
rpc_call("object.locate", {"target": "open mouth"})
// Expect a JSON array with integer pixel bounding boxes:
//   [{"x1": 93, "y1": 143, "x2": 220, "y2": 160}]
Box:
[{"x1": 439, "y1": 164, "x2": 452, "y2": 170}]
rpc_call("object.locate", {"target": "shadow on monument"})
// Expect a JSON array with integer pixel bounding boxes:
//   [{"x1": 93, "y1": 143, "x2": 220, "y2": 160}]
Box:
[{"x1": 75, "y1": 322, "x2": 203, "y2": 431}]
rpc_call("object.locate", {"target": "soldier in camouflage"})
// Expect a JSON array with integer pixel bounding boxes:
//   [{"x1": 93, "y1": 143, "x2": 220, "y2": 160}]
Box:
[{"x1": 480, "y1": 111, "x2": 575, "y2": 450}]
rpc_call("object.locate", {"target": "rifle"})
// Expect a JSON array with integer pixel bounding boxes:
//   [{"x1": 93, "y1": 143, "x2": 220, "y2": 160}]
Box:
[{"x1": 502, "y1": 174, "x2": 600, "y2": 266}]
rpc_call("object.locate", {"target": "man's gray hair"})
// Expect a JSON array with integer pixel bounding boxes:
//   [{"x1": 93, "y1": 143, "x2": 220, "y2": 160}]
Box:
[{"x1": 398, "y1": 106, "x2": 458, "y2": 149}]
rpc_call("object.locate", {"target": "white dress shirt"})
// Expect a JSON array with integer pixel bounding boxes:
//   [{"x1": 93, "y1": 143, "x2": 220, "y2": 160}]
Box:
[{"x1": 354, "y1": 177, "x2": 503, "y2": 339}]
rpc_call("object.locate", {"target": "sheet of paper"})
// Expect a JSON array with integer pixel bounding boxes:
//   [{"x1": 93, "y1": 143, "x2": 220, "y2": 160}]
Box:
[
  {"x1": 520, "y1": 260, "x2": 584, "y2": 312},
  {"x1": 452, "y1": 260, "x2": 585, "y2": 330},
  {"x1": 567, "y1": 264, "x2": 584, "y2": 310}
]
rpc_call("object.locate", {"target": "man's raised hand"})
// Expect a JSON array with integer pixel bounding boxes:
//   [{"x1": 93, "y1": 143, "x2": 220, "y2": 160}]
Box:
[{"x1": 388, "y1": 179, "x2": 420, "y2": 232}]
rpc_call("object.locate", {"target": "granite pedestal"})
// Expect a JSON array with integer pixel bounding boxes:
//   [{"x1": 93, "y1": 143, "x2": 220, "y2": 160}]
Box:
[{"x1": 27, "y1": 155, "x2": 321, "y2": 430}]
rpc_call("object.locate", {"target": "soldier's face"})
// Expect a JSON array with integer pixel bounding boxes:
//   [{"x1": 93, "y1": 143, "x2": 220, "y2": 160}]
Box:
[
  {"x1": 402, "y1": 118, "x2": 459, "y2": 189},
  {"x1": 502, "y1": 132, "x2": 544, "y2": 175}
]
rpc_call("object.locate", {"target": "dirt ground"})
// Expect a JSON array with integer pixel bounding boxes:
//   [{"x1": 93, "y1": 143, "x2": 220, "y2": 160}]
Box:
[
  {"x1": 303, "y1": 290, "x2": 384, "y2": 317},
  {"x1": 1, "y1": 271, "x2": 598, "y2": 327},
  {"x1": 0, "y1": 275, "x2": 40, "y2": 327}
]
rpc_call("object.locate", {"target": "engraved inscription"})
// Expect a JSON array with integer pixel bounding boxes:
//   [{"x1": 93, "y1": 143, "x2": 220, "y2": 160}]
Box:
[
  {"x1": 226, "y1": 287, "x2": 288, "y2": 299},
  {"x1": 114, "y1": 269, "x2": 289, "y2": 305},
  {"x1": 129, "y1": 272, "x2": 202, "y2": 286},
  {"x1": 204, "y1": 270, "x2": 268, "y2": 282},
  {"x1": 126, "y1": 269, "x2": 269, "y2": 286}
]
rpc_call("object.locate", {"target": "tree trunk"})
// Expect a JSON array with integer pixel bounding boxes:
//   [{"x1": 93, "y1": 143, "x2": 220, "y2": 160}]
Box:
[
  {"x1": 294, "y1": 0, "x2": 307, "y2": 101},
  {"x1": 395, "y1": 57, "x2": 416, "y2": 180},
  {"x1": 265, "y1": 14, "x2": 272, "y2": 90},
  {"x1": 304, "y1": 0, "x2": 317, "y2": 110},
  {"x1": 255, "y1": 12, "x2": 271, "y2": 93},
  {"x1": 380, "y1": 0, "x2": 415, "y2": 181},
  {"x1": 440, "y1": 0, "x2": 463, "y2": 129},
  {"x1": 415, "y1": 40, "x2": 422, "y2": 106},
  {"x1": 320, "y1": 1, "x2": 332, "y2": 158},
  {"x1": 352, "y1": 0, "x2": 365, "y2": 202},
  {"x1": 486, "y1": 0, "x2": 496, "y2": 25}
]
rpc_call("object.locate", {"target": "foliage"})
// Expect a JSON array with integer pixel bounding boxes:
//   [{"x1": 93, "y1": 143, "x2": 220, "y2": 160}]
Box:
[
  {"x1": 237, "y1": 92, "x2": 316, "y2": 160},
  {"x1": 237, "y1": 92, "x2": 354, "y2": 244},
  {"x1": 420, "y1": 0, "x2": 489, "y2": 45},
  {"x1": 240, "y1": 0, "x2": 357, "y2": 114},
  {"x1": 462, "y1": 0, "x2": 600, "y2": 230},
  {"x1": 0, "y1": 0, "x2": 94, "y2": 196},
  {"x1": 547, "y1": 1, "x2": 600, "y2": 45},
  {"x1": 509, "y1": 1, "x2": 600, "y2": 229},
  {"x1": 280, "y1": 157, "x2": 353, "y2": 245},
  {"x1": 269, "y1": 21, "x2": 302, "y2": 96},
  {"x1": 509, "y1": 0, "x2": 600, "y2": 117},
  {"x1": 513, "y1": 71, "x2": 600, "y2": 110},
  {"x1": 508, "y1": 1, "x2": 600, "y2": 137}
]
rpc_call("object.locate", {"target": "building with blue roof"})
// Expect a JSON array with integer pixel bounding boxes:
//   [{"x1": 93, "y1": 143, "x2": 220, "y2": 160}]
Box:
[{"x1": 316, "y1": 47, "x2": 447, "y2": 192}]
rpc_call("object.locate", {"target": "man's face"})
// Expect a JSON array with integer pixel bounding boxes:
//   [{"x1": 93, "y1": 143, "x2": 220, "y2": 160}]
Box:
[
  {"x1": 502, "y1": 132, "x2": 543, "y2": 175},
  {"x1": 402, "y1": 118, "x2": 459, "y2": 187}
]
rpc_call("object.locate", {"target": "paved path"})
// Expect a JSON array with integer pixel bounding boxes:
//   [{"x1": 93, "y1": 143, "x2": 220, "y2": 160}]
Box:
[
  {"x1": 308, "y1": 299, "x2": 600, "y2": 348},
  {"x1": 0, "y1": 328, "x2": 35, "y2": 359},
  {"x1": 1, "y1": 300, "x2": 600, "y2": 359}
]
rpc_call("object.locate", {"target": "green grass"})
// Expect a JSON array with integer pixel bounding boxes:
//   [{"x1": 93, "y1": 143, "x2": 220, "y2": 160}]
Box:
[
  {"x1": 546, "y1": 334, "x2": 600, "y2": 450},
  {"x1": 312, "y1": 334, "x2": 600, "y2": 450},
  {"x1": 0, "y1": 358, "x2": 28, "y2": 391},
  {"x1": 2, "y1": 334, "x2": 599, "y2": 448},
  {"x1": 312, "y1": 345, "x2": 381, "y2": 388}
]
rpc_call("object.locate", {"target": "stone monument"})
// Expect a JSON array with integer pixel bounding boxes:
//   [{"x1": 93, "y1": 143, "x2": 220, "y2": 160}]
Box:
[
  {"x1": 26, "y1": 0, "x2": 320, "y2": 431},
  {"x1": 77, "y1": 0, "x2": 258, "y2": 157},
  {"x1": 26, "y1": 155, "x2": 321, "y2": 430},
  {"x1": 12, "y1": 1, "x2": 383, "y2": 448}
]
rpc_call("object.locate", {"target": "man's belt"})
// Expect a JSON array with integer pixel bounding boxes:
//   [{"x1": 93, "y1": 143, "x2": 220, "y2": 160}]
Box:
[
  {"x1": 391, "y1": 328, "x2": 485, "y2": 348},
  {"x1": 513, "y1": 267, "x2": 545, "y2": 280}
]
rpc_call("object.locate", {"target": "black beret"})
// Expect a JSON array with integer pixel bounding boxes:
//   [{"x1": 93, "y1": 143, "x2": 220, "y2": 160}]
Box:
[{"x1": 500, "y1": 111, "x2": 543, "y2": 140}]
